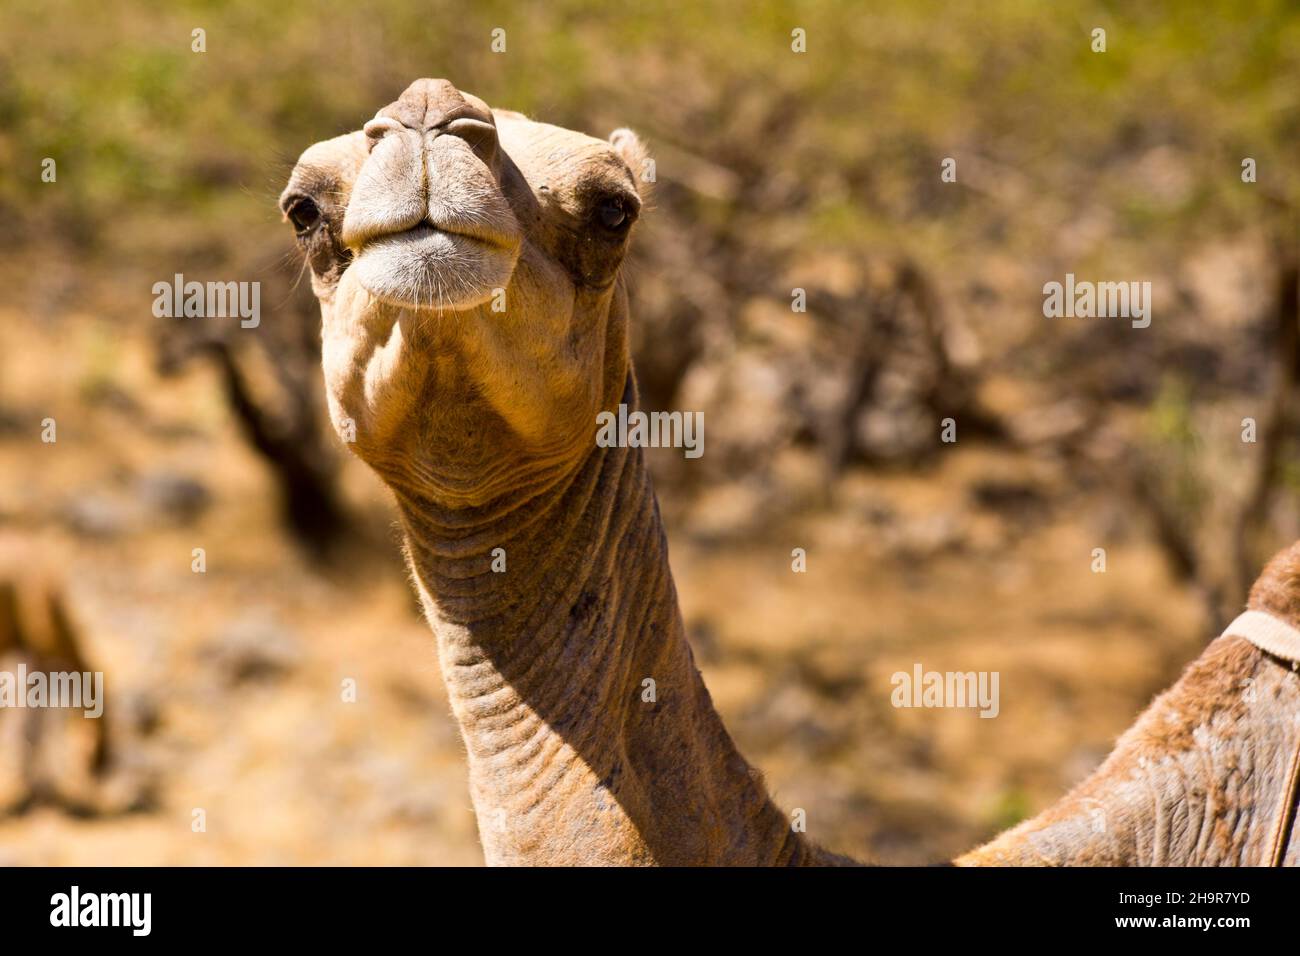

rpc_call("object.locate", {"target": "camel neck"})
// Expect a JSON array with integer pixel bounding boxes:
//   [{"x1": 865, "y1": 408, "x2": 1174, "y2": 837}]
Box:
[{"x1": 395, "y1": 428, "x2": 817, "y2": 864}]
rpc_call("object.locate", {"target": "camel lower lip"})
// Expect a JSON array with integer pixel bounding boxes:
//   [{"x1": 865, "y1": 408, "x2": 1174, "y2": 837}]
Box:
[{"x1": 349, "y1": 224, "x2": 516, "y2": 311}]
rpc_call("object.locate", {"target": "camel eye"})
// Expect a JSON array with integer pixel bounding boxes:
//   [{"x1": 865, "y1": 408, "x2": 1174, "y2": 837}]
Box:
[
  {"x1": 287, "y1": 197, "x2": 321, "y2": 235},
  {"x1": 597, "y1": 198, "x2": 628, "y2": 231}
]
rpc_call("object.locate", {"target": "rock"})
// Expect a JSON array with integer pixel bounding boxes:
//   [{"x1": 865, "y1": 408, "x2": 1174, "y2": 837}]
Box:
[
  {"x1": 136, "y1": 472, "x2": 211, "y2": 525},
  {"x1": 62, "y1": 494, "x2": 131, "y2": 538},
  {"x1": 199, "y1": 611, "x2": 300, "y2": 686}
]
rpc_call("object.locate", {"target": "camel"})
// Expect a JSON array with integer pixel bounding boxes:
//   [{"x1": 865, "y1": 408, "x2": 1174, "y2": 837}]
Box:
[
  {"x1": 280, "y1": 78, "x2": 1300, "y2": 866},
  {"x1": 0, "y1": 536, "x2": 111, "y2": 812}
]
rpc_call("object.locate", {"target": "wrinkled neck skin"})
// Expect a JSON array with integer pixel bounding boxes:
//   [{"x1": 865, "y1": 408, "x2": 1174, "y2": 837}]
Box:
[
  {"x1": 960, "y1": 631, "x2": 1300, "y2": 866},
  {"x1": 323, "y1": 268, "x2": 841, "y2": 865},
  {"x1": 401, "y1": 418, "x2": 829, "y2": 865}
]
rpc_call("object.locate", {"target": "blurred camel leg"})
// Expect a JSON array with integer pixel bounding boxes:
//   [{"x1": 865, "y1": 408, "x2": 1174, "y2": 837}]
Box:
[{"x1": 0, "y1": 561, "x2": 113, "y2": 817}]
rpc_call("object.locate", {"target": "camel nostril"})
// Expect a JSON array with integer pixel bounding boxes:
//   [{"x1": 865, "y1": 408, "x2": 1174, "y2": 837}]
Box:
[
  {"x1": 443, "y1": 117, "x2": 499, "y2": 162},
  {"x1": 363, "y1": 116, "x2": 404, "y2": 151}
]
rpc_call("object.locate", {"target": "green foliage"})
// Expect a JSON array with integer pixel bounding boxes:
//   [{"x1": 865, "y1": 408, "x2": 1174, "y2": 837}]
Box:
[
  {"x1": 1145, "y1": 375, "x2": 1208, "y2": 517},
  {"x1": 989, "y1": 785, "x2": 1034, "y2": 832},
  {"x1": 1148, "y1": 376, "x2": 1199, "y2": 451},
  {"x1": 0, "y1": 0, "x2": 1296, "y2": 271}
]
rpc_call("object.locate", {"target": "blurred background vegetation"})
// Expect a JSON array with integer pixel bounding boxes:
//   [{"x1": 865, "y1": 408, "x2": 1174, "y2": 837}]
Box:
[{"x1": 0, "y1": 0, "x2": 1297, "y2": 863}]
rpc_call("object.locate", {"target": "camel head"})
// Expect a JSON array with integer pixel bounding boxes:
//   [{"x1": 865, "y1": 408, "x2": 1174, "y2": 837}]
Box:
[{"x1": 279, "y1": 79, "x2": 651, "y2": 502}]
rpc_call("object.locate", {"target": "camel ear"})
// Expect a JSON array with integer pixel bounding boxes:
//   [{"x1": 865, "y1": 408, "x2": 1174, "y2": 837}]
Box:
[{"x1": 609, "y1": 128, "x2": 654, "y2": 201}]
